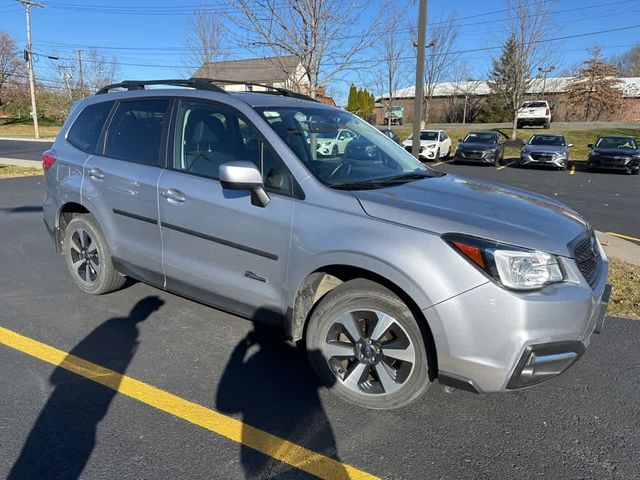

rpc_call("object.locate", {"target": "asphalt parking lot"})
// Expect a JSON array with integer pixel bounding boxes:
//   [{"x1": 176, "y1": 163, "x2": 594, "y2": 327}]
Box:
[{"x1": 1, "y1": 175, "x2": 639, "y2": 479}]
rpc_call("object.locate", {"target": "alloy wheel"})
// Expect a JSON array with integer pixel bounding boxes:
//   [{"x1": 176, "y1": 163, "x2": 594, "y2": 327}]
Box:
[
  {"x1": 323, "y1": 309, "x2": 416, "y2": 395},
  {"x1": 69, "y1": 228, "x2": 101, "y2": 284}
]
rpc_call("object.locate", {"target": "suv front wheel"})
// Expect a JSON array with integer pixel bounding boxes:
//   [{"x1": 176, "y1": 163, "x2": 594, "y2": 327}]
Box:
[
  {"x1": 306, "y1": 278, "x2": 430, "y2": 409},
  {"x1": 63, "y1": 214, "x2": 125, "y2": 295}
]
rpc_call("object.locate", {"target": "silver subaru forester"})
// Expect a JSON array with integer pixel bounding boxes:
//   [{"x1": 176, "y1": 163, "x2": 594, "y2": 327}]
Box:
[{"x1": 42, "y1": 79, "x2": 610, "y2": 409}]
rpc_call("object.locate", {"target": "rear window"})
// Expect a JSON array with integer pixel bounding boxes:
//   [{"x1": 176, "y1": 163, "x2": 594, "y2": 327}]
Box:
[
  {"x1": 522, "y1": 101, "x2": 547, "y2": 108},
  {"x1": 67, "y1": 101, "x2": 114, "y2": 153},
  {"x1": 105, "y1": 98, "x2": 170, "y2": 166}
]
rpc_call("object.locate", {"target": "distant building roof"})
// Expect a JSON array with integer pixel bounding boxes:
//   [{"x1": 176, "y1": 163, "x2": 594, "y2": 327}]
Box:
[
  {"x1": 381, "y1": 77, "x2": 640, "y2": 99},
  {"x1": 191, "y1": 55, "x2": 301, "y2": 84}
]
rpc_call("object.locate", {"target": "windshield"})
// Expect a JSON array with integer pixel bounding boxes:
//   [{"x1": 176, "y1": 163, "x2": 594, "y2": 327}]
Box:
[
  {"x1": 463, "y1": 132, "x2": 498, "y2": 144},
  {"x1": 529, "y1": 135, "x2": 565, "y2": 146},
  {"x1": 595, "y1": 137, "x2": 637, "y2": 149},
  {"x1": 522, "y1": 101, "x2": 547, "y2": 108},
  {"x1": 257, "y1": 106, "x2": 438, "y2": 188}
]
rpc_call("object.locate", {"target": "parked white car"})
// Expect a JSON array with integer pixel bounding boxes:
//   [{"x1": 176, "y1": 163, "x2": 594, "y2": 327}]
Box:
[
  {"x1": 402, "y1": 130, "x2": 452, "y2": 161},
  {"x1": 516, "y1": 100, "x2": 552, "y2": 129},
  {"x1": 316, "y1": 129, "x2": 356, "y2": 156}
]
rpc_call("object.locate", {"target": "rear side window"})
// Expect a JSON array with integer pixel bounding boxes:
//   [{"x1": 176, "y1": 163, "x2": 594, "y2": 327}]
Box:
[
  {"x1": 67, "y1": 101, "x2": 114, "y2": 153},
  {"x1": 105, "y1": 98, "x2": 170, "y2": 166}
]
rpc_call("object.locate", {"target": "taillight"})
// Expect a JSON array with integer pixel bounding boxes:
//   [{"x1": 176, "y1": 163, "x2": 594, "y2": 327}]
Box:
[
  {"x1": 42, "y1": 150, "x2": 56, "y2": 170},
  {"x1": 545, "y1": 108, "x2": 550, "y2": 116}
]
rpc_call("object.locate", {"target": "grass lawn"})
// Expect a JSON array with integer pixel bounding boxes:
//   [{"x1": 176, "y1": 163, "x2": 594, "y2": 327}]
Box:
[
  {"x1": 0, "y1": 164, "x2": 43, "y2": 178},
  {"x1": 394, "y1": 127, "x2": 640, "y2": 161},
  {"x1": 0, "y1": 118, "x2": 61, "y2": 139},
  {"x1": 608, "y1": 258, "x2": 640, "y2": 320}
]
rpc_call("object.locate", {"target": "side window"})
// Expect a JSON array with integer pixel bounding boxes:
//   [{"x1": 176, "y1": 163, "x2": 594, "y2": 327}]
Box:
[
  {"x1": 439, "y1": 132, "x2": 445, "y2": 141},
  {"x1": 105, "y1": 98, "x2": 169, "y2": 166},
  {"x1": 67, "y1": 101, "x2": 114, "y2": 153},
  {"x1": 175, "y1": 100, "x2": 296, "y2": 195}
]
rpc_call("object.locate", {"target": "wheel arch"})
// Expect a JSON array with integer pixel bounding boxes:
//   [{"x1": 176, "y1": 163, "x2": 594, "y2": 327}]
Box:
[
  {"x1": 54, "y1": 202, "x2": 91, "y2": 254},
  {"x1": 288, "y1": 264, "x2": 438, "y2": 380}
]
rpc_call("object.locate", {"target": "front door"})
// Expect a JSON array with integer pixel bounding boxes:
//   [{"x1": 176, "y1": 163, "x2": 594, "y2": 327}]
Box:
[{"x1": 159, "y1": 98, "x2": 298, "y2": 322}]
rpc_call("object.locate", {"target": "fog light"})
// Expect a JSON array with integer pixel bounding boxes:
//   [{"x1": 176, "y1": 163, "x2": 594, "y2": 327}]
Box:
[{"x1": 507, "y1": 341, "x2": 585, "y2": 389}]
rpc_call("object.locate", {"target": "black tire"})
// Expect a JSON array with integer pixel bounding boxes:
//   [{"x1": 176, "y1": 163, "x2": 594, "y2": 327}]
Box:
[
  {"x1": 446, "y1": 146, "x2": 451, "y2": 159},
  {"x1": 544, "y1": 120, "x2": 551, "y2": 129},
  {"x1": 63, "y1": 214, "x2": 125, "y2": 295},
  {"x1": 633, "y1": 169, "x2": 639, "y2": 176},
  {"x1": 494, "y1": 152, "x2": 501, "y2": 167},
  {"x1": 435, "y1": 148, "x2": 440, "y2": 161},
  {"x1": 306, "y1": 278, "x2": 430, "y2": 410}
]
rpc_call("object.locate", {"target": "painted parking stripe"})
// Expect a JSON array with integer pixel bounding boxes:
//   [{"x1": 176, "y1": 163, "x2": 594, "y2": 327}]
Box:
[
  {"x1": 0, "y1": 326, "x2": 379, "y2": 480},
  {"x1": 606, "y1": 232, "x2": 640, "y2": 243},
  {"x1": 497, "y1": 161, "x2": 515, "y2": 170},
  {"x1": 570, "y1": 165, "x2": 576, "y2": 175},
  {"x1": 432, "y1": 159, "x2": 453, "y2": 166}
]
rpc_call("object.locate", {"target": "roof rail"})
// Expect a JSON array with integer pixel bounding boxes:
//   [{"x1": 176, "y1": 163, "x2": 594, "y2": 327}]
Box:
[
  {"x1": 96, "y1": 77, "x2": 318, "y2": 102},
  {"x1": 204, "y1": 79, "x2": 318, "y2": 103},
  {"x1": 95, "y1": 78, "x2": 226, "y2": 95}
]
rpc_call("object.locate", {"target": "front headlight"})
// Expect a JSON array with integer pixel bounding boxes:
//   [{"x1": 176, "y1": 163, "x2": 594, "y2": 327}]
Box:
[
  {"x1": 426, "y1": 144, "x2": 436, "y2": 149},
  {"x1": 444, "y1": 234, "x2": 564, "y2": 290}
]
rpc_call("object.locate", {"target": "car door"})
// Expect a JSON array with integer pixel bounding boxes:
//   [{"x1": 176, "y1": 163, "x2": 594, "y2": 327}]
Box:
[
  {"x1": 82, "y1": 97, "x2": 169, "y2": 287},
  {"x1": 158, "y1": 98, "x2": 297, "y2": 322}
]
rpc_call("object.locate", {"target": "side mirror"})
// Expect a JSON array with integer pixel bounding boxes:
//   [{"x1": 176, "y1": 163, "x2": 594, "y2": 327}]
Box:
[
  {"x1": 568, "y1": 143, "x2": 574, "y2": 147},
  {"x1": 520, "y1": 139, "x2": 526, "y2": 145},
  {"x1": 219, "y1": 161, "x2": 270, "y2": 207},
  {"x1": 587, "y1": 144, "x2": 594, "y2": 149},
  {"x1": 458, "y1": 138, "x2": 463, "y2": 142}
]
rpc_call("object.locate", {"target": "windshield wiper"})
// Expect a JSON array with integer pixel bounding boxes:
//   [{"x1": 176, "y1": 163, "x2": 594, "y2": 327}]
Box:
[{"x1": 331, "y1": 171, "x2": 441, "y2": 190}]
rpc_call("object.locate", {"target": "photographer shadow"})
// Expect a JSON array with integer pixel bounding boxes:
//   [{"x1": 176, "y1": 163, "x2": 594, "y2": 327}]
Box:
[{"x1": 216, "y1": 321, "x2": 346, "y2": 479}]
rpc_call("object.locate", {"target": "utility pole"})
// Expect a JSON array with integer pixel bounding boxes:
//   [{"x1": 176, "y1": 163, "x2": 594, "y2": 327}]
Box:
[
  {"x1": 17, "y1": 0, "x2": 45, "y2": 139},
  {"x1": 411, "y1": 0, "x2": 427, "y2": 159},
  {"x1": 77, "y1": 49, "x2": 84, "y2": 95}
]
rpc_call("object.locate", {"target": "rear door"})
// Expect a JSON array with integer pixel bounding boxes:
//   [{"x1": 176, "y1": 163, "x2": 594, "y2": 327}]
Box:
[
  {"x1": 158, "y1": 98, "x2": 297, "y2": 321},
  {"x1": 82, "y1": 97, "x2": 170, "y2": 286}
]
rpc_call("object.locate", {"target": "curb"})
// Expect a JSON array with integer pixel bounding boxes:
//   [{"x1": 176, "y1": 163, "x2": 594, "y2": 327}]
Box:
[
  {"x1": 596, "y1": 231, "x2": 640, "y2": 267},
  {"x1": 0, "y1": 137, "x2": 55, "y2": 142},
  {"x1": 0, "y1": 157, "x2": 42, "y2": 168}
]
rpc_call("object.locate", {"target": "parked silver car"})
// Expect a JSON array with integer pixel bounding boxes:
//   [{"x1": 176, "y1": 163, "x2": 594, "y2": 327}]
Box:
[
  {"x1": 42, "y1": 79, "x2": 610, "y2": 409},
  {"x1": 520, "y1": 133, "x2": 572, "y2": 170}
]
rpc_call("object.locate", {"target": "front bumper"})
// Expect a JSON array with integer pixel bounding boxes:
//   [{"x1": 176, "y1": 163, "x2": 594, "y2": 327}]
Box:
[
  {"x1": 404, "y1": 145, "x2": 437, "y2": 160},
  {"x1": 520, "y1": 152, "x2": 567, "y2": 168},
  {"x1": 455, "y1": 150, "x2": 495, "y2": 163},
  {"x1": 426, "y1": 245, "x2": 610, "y2": 393},
  {"x1": 588, "y1": 156, "x2": 639, "y2": 172}
]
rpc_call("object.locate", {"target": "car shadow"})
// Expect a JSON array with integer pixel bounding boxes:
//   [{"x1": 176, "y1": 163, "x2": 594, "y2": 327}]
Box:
[
  {"x1": 7, "y1": 296, "x2": 164, "y2": 480},
  {"x1": 216, "y1": 320, "x2": 346, "y2": 479}
]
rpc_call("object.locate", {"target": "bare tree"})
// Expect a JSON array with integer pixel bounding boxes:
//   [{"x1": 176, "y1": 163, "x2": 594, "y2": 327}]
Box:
[
  {"x1": 370, "y1": 1, "x2": 411, "y2": 125},
  {"x1": 83, "y1": 48, "x2": 119, "y2": 94},
  {"x1": 501, "y1": 0, "x2": 552, "y2": 139},
  {"x1": 613, "y1": 43, "x2": 640, "y2": 77},
  {"x1": 184, "y1": 3, "x2": 225, "y2": 76},
  {"x1": 229, "y1": 0, "x2": 379, "y2": 98},
  {"x1": 409, "y1": 15, "x2": 458, "y2": 125},
  {"x1": 0, "y1": 31, "x2": 27, "y2": 111},
  {"x1": 566, "y1": 46, "x2": 623, "y2": 121},
  {"x1": 442, "y1": 60, "x2": 481, "y2": 123}
]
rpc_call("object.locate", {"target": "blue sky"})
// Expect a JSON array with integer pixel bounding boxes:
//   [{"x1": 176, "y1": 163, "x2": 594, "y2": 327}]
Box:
[{"x1": 1, "y1": 0, "x2": 639, "y2": 104}]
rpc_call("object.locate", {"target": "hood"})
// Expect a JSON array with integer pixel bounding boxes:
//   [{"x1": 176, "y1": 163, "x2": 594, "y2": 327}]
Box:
[
  {"x1": 353, "y1": 174, "x2": 587, "y2": 257},
  {"x1": 523, "y1": 144, "x2": 568, "y2": 154},
  {"x1": 458, "y1": 142, "x2": 498, "y2": 151},
  {"x1": 592, "y1": 147, "x2": 640, "y2": 156}
]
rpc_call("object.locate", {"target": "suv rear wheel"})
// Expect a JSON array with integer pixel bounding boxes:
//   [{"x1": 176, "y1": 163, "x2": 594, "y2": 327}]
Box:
[
  {"x1": 63, "y1": 214, "x2": 125, "y2": 295},
  {"x1": 306, "y1": 278, "x2": 430, "y2": 409}
]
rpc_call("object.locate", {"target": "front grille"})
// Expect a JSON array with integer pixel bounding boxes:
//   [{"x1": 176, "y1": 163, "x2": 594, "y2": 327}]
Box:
[
  {"x1": 461, "y1": 150, "x2": 484, "y2": 159},
  {"x1": 573, "y1": 232, "x2": 600, "y2": 286},
  {"x1": 530, "y1": 152, "x2": 554, "y2": 162},
  {"x1": 600, "y1": 155, "x2": 629, "y2": 165}
]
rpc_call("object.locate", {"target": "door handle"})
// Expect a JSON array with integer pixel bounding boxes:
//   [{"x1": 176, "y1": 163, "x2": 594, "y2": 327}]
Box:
[
  {"x1": 88, "y1": 167, "x2": 104, "y2": 180},
  {"x1": 161, "y1": 188, "x2": 186, "y2": 203}
]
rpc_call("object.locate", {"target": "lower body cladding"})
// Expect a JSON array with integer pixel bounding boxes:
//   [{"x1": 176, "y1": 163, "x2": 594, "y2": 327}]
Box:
[
  {"x1": 424, "y1": 254, "x2": 610, "y2": 393},
  {"x1": 520, "y1": 154, "x2": 567, "y2": 169}
]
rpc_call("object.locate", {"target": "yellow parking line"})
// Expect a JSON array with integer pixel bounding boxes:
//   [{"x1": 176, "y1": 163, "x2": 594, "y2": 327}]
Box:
[
  {"x1": 0, "y1": 326, "x2": 378, "y2": 480},
  {"x1": 605, "y1": 231, "x2": 640, "y2": 243},
  {"x1": 570, "y1": 165, "x2": 576, "y2": 175},
  {"x1": 432, "y1": 159, "x2": 453, "y2": 166},
  {"x1": 497, "y1": 161, "x2": 515, "y2": 170}
]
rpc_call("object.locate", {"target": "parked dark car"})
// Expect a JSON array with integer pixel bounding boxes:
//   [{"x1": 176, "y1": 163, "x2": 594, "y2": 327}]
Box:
[
  {"x1": 587, "y1": 136, "x2": 640, "y2": 175},
  {"x1": 520, "y1": 133, "x2": 572, "y2": 170},
  {"x1": 378, "y1": 127, "x2": 401, "y2": 144},
  {"x1": 454, "y1": 131, "x2": 504, "y2": 166}
]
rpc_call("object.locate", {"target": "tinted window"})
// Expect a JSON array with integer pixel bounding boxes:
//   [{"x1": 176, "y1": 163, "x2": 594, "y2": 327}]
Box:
[
  {"x1": 67, "y1": 101, "x2": 114, "y2": 153},
  {"x1": 105, "y1": 98, "x2": 170, "y2": 166},
  {"x1": 175, "y1": 100, "x2": 296, "y2": 195},
  {"x1": 595, "y1": 137, "x2": 637, "y2": 149},
  {"x1": 529, "y1": 135, "x2": 565, "y2": 146},
  {"x1": 464, "y1": 133, "x2": 498, "y2": 144}
]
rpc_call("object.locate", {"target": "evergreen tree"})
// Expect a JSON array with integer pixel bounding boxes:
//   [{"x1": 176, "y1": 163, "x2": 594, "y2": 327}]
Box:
[
  {"x1": 346, "y1": 84, "x2": 358, "y2": 113},
  {"x1": 357, "y1": 89, "x2": 369, "y2": 117},
  {"x1": 483, "y1": 35, "x2": 523, "y2": 123}
]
